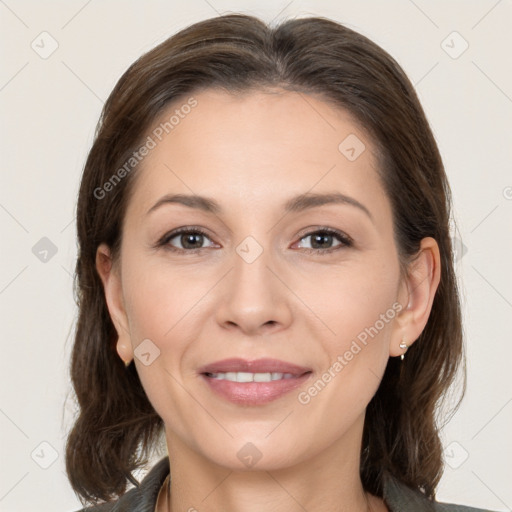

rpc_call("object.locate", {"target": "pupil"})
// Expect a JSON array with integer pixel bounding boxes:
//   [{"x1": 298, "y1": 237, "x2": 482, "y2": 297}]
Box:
[
  {"x1": 312, "y1": 233, "x2": 331, "y2": 249},
  {"x1": 183, "y1": 233, "x2": 202, "y2": 249}
]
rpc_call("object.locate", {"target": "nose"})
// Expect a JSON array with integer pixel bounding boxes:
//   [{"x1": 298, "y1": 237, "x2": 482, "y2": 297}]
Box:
[{"x1": 214, "y1": 245, "x2": 293, "y2": 336}]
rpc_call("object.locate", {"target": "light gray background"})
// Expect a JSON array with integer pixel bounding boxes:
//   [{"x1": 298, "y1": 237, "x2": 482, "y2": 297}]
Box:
[{"x1": 1, "y1": 1, "x2": 511, "y2": 511}]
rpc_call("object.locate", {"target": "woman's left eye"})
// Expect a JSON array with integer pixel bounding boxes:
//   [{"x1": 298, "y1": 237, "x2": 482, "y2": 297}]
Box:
[{"x1": 295, "y1": 229, "x2": 353, "y2": 254}]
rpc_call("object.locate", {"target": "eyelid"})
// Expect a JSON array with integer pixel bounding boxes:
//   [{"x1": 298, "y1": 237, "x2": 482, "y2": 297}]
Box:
[{"x1": 295, "y1": 226, "x2": 353, "y2": 244}]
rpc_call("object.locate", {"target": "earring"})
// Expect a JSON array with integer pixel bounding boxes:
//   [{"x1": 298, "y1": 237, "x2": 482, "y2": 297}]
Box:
[
  {"x1": 124, "y1": 359, "x2": 132, "y2": 367},
  {"x1": 399, "y1": 339, "x2": 408, "y2": 360}
]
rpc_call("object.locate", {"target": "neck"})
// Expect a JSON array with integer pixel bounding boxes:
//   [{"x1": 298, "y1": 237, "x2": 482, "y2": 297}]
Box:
[{"x1": 161, "y1": 415, "x2": 382, "y2": 512}]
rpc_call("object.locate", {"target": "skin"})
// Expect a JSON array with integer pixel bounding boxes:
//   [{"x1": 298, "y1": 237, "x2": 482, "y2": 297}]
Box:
[{"x1": 96, "y1": 88, "x2": 441, "y2": 512}]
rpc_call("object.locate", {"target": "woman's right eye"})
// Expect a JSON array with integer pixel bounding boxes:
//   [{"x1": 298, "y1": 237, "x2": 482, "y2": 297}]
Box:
[{"x1": 159, "y1": 228, "x2": 217, "y2": 252}]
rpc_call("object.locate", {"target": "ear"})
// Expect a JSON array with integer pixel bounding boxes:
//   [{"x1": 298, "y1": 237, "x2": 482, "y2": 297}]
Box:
[
  {"x1": 390, "y1": 236, "x2": 441, "y2": 357},
  {"x1": 95, "y1": 243, "x2": 133, "y2": 365}
]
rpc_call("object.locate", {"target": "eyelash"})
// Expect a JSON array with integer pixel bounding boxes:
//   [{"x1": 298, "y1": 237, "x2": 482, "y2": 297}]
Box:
[{"x1": 156, "y1": 226, "x2": 353, "y2": 255}]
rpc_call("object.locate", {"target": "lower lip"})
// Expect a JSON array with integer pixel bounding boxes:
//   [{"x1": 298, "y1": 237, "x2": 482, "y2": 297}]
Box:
[{"x1": 200, "y1": 373, "x2": 312, "y2": 405}]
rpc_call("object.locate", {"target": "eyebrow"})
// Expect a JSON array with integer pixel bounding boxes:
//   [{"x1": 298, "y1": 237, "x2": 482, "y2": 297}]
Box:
[{"x1": 146, "y1": 192, "x2": 373, "y2": 221}]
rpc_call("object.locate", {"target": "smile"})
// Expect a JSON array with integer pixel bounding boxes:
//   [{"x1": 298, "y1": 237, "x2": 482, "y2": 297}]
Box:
[{"x1": 204, "y1": 371, "x2": 296, "y2": 382}]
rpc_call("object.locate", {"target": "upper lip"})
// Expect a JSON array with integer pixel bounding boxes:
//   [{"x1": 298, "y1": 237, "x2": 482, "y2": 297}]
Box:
[{"x1": 198, "y1": 358, "x2": 312, "y2": 376}]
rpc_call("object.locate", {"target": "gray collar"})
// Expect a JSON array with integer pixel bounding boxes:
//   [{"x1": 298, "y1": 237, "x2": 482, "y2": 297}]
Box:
[{"x1": 382, "y1": 472, "x2": 437, "y2": 511}]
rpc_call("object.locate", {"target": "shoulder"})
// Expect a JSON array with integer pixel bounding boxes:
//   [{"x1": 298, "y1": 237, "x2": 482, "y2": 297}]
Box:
[
  {"x1": 71, "y1": 456, "x2": 170, "y2": 512},
  {"x1": 382, "y1": 472, "x2": 497, "y2": 512}
]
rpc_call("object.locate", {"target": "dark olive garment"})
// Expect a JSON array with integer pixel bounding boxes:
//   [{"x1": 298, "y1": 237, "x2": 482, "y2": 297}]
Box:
[{"x1": 73, "y1": 456, "x2": 495, "y2": 512}]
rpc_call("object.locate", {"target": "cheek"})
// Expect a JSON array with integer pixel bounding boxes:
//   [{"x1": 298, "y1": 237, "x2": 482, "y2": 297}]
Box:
[
  {"x1": 315, "y1": 255, "x2": 397, "y2": 314},
  {"x1": 122, "y1": 256, "x2": 204, "y2": 341},
  {"x1": 309, "y1": 260, "x2": 399, "y2": 362},
  {"x1": 120, "y1": 260, "x2": 202, "y2": 417},
  {"x1": 295, "y1": 270, "x2": 398, "y2": 428}
]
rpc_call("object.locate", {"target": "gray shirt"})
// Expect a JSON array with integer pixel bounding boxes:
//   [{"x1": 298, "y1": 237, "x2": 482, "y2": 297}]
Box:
[{"x1": 75, "y1": 456, "x2": 494, "y2": 512}]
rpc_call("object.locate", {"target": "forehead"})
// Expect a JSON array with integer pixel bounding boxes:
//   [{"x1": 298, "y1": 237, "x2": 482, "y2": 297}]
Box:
[{"x1": 125, "y1": 88, "x2": 387, "y2": 221}]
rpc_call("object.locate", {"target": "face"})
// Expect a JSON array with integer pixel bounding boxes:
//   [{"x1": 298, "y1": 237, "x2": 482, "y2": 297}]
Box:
[{"x1": 99, "y1": 88, "x2": 413, "y2": 471}]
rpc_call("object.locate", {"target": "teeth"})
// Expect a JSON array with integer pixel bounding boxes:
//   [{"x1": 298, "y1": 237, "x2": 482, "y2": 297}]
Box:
[{"x1": 207, "y1": 371, "x2": 296, "y2": 382}]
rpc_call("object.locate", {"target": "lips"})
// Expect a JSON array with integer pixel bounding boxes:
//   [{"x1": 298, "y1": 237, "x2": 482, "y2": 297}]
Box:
[
  {"x1": 197, "y1": 358, "x2": 312, "y2": 377},
  {"x1": 198, "y1": 358, "x2": 313, "y2": 405}
]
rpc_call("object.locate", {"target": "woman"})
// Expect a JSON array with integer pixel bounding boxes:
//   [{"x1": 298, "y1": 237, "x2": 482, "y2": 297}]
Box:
[{"x1": 66, "y1": 13, "x2": 493, "y2": 512}]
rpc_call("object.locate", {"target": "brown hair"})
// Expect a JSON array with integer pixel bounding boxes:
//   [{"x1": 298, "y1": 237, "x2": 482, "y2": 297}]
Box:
[{"x1": 65, "y1": 13, "x2": 465, "y2": 506}]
